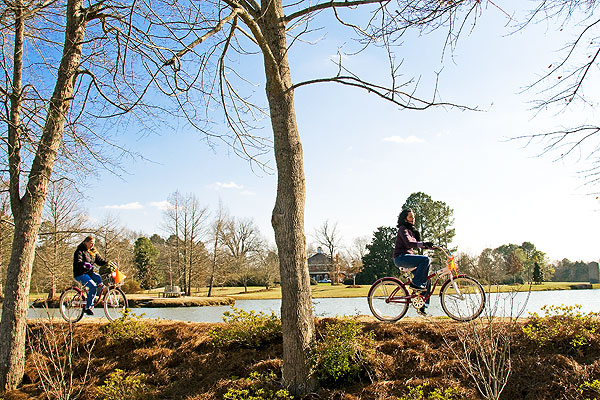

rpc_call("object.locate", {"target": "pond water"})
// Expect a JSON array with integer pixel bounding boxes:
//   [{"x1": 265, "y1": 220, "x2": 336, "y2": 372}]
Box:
[{"x1": 27, "y1": 288, "x2": 600, "y2": 322}]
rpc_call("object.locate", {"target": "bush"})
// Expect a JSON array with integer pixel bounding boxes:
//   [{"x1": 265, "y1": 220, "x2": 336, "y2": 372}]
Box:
[
  {"x1": 121, "y1": 279, "x2": 143, "y2": 294},
  {"x1": 96, "y1": 369, "x2": 152, "y2": 400},
  {"x1": 579, "y1": 379, "x2": 600, "y2": 400},
  {"x1": 522, "y1": 304, "x2": 600, "y2": 349},
  {"x1": 208, "y1": 307, "x2": 282, "y2": 348},
  {"x1": 311, "y1": 318, "x2": 375, "y2": 386},
  {"x1": 398, "y1": 383, "x2": 459, "y2": 400},
  {"x1": 223, "y1": 371, "x2": 293, "y2": 400},
  {"x1": 103, "y1": 309, "x2": 152, "y2": 344}
]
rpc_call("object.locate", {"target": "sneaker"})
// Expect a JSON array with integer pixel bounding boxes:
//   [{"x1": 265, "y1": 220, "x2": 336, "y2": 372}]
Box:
[
  {"x1": 84, "y1": 309, "x2": 94, "y2": 316},
  {"x1": 409, "y1": 283, "x2": 427, "y2": 292},
  {"x1": 416, "y1": 306, "x2": 428, "y2": 316}
]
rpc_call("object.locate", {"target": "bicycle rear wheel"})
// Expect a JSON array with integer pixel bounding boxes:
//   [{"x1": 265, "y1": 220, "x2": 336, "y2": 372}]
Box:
[
  {"x1": 103, "y1": 288, "x2": 128, "y2": 321},
  {"x1": 440, "y1": 275, "x2": 485, "y2": 321},
  {"x1": 368, "y1": 278, "x2": 409, "y2": 322},
  {"x1": 59, "y1": 288, "x2": 85, "y2": 323}
]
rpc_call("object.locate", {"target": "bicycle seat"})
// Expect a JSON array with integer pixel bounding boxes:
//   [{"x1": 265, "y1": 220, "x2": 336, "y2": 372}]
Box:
[{"x1": 397, "y1": 266, "x2": 416, "y2": 272}]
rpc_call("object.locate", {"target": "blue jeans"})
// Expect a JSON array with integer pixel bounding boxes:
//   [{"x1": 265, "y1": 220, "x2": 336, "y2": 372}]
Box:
[
  {"x1": 394, "y1": 254, "x2": 430, "y2": 288},
  {"x1": 75, "y1": 272, "x2": 102, "y2": 310},
  {"x1": 394, "y1": 254, "x2": 431, "y2": 306}
]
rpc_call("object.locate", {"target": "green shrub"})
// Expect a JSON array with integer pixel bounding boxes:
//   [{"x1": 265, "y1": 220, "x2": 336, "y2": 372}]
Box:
[
  {"x1": 208, "y1": 307, "x2": 282, "y2": 348},
  {"x1": 579, "y1": 379, "x2": 600, "y2": 400},
  {"x1": 103, "y1": 309, "x2": 152, "y2": 344},
  {"x1": 96, "y1": 369, "x2": 152, "y2": 400},
  {"x1": 398, "y1": 383, "x2": 459, "y2": 400},
  {"x1": 223, "y1": 371, "x2": 293, "y2": 400},
  {"x1": 311, "y1": 318, "x2": 375, "y2": 386},
  {"x1": 522, "y1": 304, "x2": 600, "y2": 349},
  {"x1": 121, "y1": 279, "x2": 143, "y2": 294}
]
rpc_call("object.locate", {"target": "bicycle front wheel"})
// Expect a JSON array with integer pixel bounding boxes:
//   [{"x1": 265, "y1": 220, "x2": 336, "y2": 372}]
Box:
[
  {"x1": 440, "y1": 275, "x2": 485, "y2": 321},
  {"x1": 59, "y1": 288, "x2": 85, "y2": 323},
  {"x1": 103, "y1": 288, "x2": 128, "y2": 321},
  {"x1": 368, "y1": 278, "x2": 409, "y2": 322}
]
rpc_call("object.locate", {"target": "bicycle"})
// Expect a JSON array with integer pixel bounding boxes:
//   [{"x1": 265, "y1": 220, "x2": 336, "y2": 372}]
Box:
[
  {"x1": 367, "y1": 246, "x2": 485, "y2": 322},
  {"x1": 59, "y1": 263, "x2": 128, "y2": 323}
]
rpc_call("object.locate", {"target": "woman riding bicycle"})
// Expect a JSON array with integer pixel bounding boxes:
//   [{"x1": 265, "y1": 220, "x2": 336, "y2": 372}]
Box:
[
  {"x1": 393, "y1": 208, "x2": 433, "y2": 314},
  {"x1": 73, "y1": 236, "x2": 108, "y2": 315}
]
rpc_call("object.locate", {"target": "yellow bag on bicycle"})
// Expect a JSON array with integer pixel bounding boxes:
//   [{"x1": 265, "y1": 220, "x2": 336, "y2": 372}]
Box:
[
  {"x1": 112, "y1": 269, "x2": 126, "y2": 284},
  {"x1": 449, "y1": 257, "x2": 458, "y2": 271}
]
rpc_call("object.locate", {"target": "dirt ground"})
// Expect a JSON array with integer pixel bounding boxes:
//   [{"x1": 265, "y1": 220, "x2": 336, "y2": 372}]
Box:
[{"x1": 4, "y1": 317, "x2": 600, "y2": 400}]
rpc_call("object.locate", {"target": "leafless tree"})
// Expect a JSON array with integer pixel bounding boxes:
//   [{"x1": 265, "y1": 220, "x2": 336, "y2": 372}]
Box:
[
  {"x1": 314, "y1": 220, "x2": 342, "y2": 284},
  {"x1": 515, "y1": 1, "x2": 600, "y2": 190},
  {"x1": 207, "y1": 201, "x2": 228, "y2": 297},
  {"x1": 161, "y1": 191, "x2": 209, "y2": 295},
  {"x1": 346, "y1": 236, "x2": 369, "y2": 285},
  {"x1": 221, "y1": 216, "x2": 264, "y2": 292},
  {"x1": 256, "y1": 245, "x2": 280, "y2": 290},
  {"x1": 94, "y1": 213, "x2": 131, "y2": 268},
  {"x1": 33, "y1": 180, "x2": 88, "y2": 299},
  {"x1": 0, "y1": 0, "x2": 194, "y2": 387},
  {"x1": 147, "y1": 0, "x2": 482, "y2": 393}
]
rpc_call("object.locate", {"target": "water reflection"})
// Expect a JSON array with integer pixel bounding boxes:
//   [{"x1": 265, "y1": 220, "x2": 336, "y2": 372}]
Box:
[{"x1": 27, "y1": 288, "x2": 600, "y2": 322}]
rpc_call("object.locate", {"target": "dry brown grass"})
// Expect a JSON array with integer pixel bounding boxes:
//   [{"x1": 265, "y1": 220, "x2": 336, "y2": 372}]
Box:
[{"x1": 4, "y1": 318, "x2": 599, "y2": 399}]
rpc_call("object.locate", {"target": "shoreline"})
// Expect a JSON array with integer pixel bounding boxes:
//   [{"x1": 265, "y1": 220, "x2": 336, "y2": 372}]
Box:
[{"x1": 23, "y1": 283, "x2": 600, "y2": 309}]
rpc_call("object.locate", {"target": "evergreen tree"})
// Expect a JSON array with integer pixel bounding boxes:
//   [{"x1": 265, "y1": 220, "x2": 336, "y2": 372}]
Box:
[
  {"x1": 533, "y1": 262, "x2": 543, "y2": 284},
  {"x1": 402, "y1": 192, "x2": 456, "y2": 266},
  {"x1": 355, "y1": 227, "x2": 397, "y2": 285},
  {"x1": 134, "y1": 237, "x2": 160, "y2": 289}
]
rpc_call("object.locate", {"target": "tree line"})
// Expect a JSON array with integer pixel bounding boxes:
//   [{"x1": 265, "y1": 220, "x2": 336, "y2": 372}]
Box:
[
  {"x1": 0, "y1": 182, "x2": 280, "y2": 298},
  {"x1": 355, "y1": 192, "x2": 597, "y2": 286}
]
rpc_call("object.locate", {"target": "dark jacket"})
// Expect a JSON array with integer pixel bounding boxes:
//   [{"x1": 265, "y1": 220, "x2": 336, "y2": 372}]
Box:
[
  {"x1": 393, "y1": 226, "x2": 424, "y2": 258},
  {"x1": 73, "y1": 242, "x2": 107, "y2": 277}
]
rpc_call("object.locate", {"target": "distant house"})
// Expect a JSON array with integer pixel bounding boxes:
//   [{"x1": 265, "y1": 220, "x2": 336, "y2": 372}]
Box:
[{"x1": 308, "y1": 247, "x2": 331, "y2": 282}]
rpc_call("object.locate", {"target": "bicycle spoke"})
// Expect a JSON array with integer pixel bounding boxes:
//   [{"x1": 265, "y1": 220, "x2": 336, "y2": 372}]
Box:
[
  {"x1": 440, "y1": 276, "x2": 485, "y2": 321},
  {"x1": 368, "y1": 278, "x2": 409, "y2": 322}
]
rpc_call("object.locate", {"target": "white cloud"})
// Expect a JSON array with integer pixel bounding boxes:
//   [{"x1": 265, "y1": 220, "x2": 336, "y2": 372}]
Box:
[
  {"x1": 104, "y1": 202, "x2": 144, "y2": 210},
  {"x1": 210, "y1": 181, "x2": 245, "y2": 190},
  {"x1": 383, "y1": 135, "x2": 426, "y2": 144},
  {"x1": 149, "y1": 200, "x2": 171, "y2": 211}
]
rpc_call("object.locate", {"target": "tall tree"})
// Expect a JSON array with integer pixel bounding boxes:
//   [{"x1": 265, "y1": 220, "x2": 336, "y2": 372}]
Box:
[
  {"x1": 207, "y1": 201, "x2": 228, "y2": 297},
  {"x1": 33, "y1": 180, "x2": 87, "y2": 298},
  {"x1": 149, "y1": 1, "x2": 479, "y2": 393},
  {"x1": 314, "y1": 220, "x2": 342, "y2": 284},
  {"x1": 520, "y1": 241, "x2": 548, "y2": 284},
  {"x1": 347, "y1": 236, "x2": 369, "y2": 285},
  {"x1": 221, "y1": 217, "x2": 264, "y2": 292},
  {"x1": 0, "y1": 1, "x2": 102, "y2": 387},
  {"x1": 161, "y1": 191, "x2": 209, "y2": 295},
  {"x1": 355, "y1": 226, "x2": 396, "y2": 285},
  {"x1": 134, "y1": 237, "x2": 160, "y2": 289},
  {"x1": 402, "y1": 192, "x2": 456, "y2": 265}
]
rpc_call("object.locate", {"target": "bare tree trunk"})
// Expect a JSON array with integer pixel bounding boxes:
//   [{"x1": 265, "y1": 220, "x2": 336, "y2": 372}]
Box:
[
  {"x1": 260, "y1": 1, "x2": 316, "y2": 395},
  {"x1": 0, "y1": 0, "x2": 87, "y2": 389}
]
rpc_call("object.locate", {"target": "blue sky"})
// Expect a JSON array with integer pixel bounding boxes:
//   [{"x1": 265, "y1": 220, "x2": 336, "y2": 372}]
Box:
[{"x1": 83, "y1": 2, "x2": 600, "y2": 262}]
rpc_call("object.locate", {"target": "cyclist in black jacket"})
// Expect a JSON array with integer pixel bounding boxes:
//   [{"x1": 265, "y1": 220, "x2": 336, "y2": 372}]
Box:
[{"x1": 73, "y1": 236, "x2": 108, "y2": 315}]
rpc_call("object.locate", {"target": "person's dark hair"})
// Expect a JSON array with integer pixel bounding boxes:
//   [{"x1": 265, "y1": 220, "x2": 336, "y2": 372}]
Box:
[
  {"x1": 83, "y1": 236, "x2": 94, "y2": 244},
  {"x1": 397, "y1": 208, "x2": 414, "y2": 228}
]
